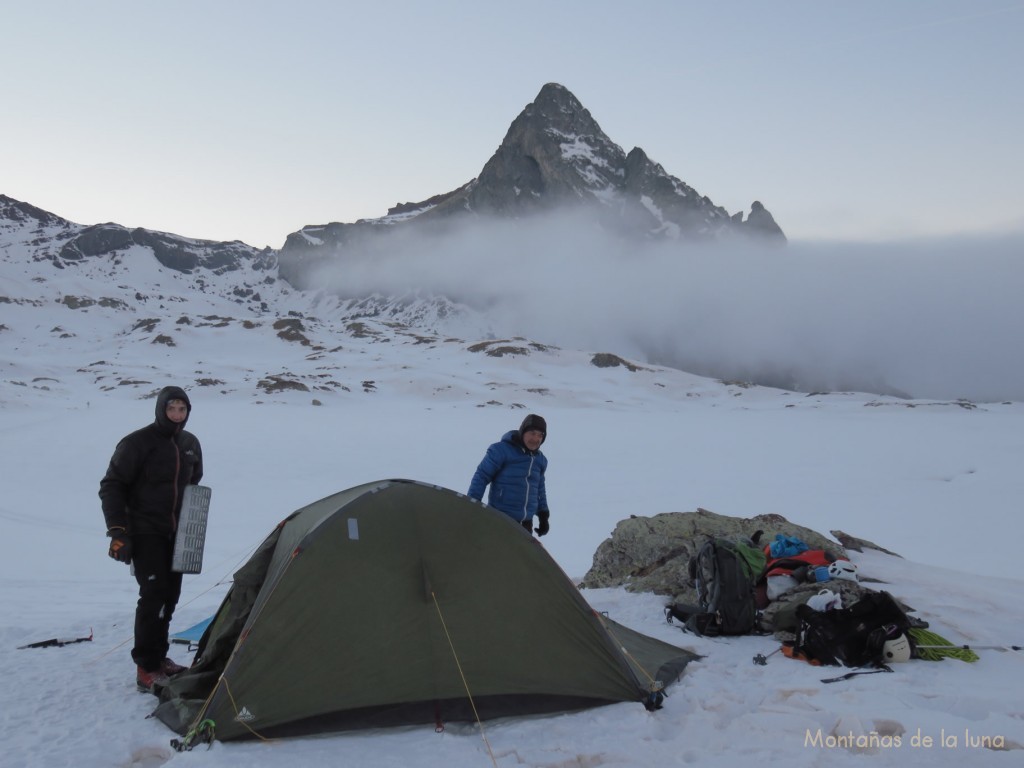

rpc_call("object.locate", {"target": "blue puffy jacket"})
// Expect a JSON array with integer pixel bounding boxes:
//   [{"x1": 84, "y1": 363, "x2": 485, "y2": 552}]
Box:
[{"x1": 468, "y1": 431, "x2": 548, "y2": 523}]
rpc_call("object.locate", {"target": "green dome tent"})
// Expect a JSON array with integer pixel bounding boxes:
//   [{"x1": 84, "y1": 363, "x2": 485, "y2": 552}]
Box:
[{"x1": 155, "y1": 479, "x2": 697, "y2": 743}]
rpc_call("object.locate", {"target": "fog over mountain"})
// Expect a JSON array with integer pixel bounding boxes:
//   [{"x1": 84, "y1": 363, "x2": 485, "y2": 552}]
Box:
[
  {"x1": 3, "y1": 79, "x2": 1021, "y2": 404},
  {"x1": 305, "y1": 212, "x2": 1024, "y2": 403}
]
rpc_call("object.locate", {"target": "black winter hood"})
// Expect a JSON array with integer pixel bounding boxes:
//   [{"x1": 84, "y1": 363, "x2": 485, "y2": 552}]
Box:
[
  {"x1": 518, "y1": 413, "x2": 547, "y2": 445},
  {"x1": 154, "y1": 386, "x2": 192, "y2": 435}
]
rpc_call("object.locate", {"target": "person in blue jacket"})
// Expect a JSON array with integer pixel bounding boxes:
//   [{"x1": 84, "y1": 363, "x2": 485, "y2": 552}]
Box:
[{"x1": 468, "y1": 414, "x2": 551, "y2": 536}]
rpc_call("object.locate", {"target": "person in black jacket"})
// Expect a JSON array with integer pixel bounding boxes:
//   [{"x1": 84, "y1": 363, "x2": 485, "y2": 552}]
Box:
[{"x1": 99, "y1": 385, "x2": 204, "y2": 692}]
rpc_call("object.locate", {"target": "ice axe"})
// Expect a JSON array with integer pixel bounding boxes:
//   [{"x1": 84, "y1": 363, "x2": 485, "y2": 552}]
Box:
[
  {"x1": 18, "y1": 628, "x2": 93, "y2": 649},
  {"x1": 753, "y1": 646, "x2": 783, "y2": 665}
]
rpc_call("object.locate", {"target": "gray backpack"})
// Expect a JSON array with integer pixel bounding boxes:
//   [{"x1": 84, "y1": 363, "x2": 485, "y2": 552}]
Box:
[{"x1": 667, "y1": 538, "x2": 766, "y2": 636}]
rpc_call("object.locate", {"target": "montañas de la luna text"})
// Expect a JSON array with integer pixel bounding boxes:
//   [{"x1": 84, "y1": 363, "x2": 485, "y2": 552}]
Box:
[{"x1": 805, "y1": 728, "x2": 1005, "y2": 750}]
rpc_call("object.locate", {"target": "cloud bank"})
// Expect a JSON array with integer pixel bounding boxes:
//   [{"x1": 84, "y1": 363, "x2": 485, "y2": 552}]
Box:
[{"x1": 308, "y1": 212, "x2": 1024, "y2": 402}]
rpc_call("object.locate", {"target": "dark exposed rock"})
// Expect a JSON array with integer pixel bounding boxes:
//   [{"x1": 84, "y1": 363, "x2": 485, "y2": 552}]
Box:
[
  {"x1": 387, "y1": 183, "x2": 472, "y2": 216},
  {"x1": 273, "y1": 318, "x2": 311, "y2": 345},
  {"x1": 741, "y1": 200, "x2": 787, "y2": 243},
  {"x1": 346, "y1": 322, "x2": 378, "y2": 339},
  {"x1": 59, "y1": 223, "x2": 134, "y2": 260},
  {"x1": 619, "y1": 147, "x2": 730, "y2": 239},
  {"x1": 258, "y1": 375, "x2": 309, "y2": 393},
  {"x1": 591, "y1": 353, "x2": 647, "y2": 371},
  {"x1": 51, "y1": 219, "x2": 275, "y2": 276},
  {"x1": 0, "y1": 194, "x2": 73, "y2": 232},
  {"x1": 59, "y1": 295, "x2": 96, "y2": 309},
  {"x1": 485, "y1": 345, "x2": 530, "y2": 358},
  {"x1": 434, "y1": 83, "x2": 630, "y2": 218},
  {"x1": 132, "y1": 318, "x2": 161, "y2": 333},
  {"x1": 831, "y1": 530, "x2": 903, "y2": 557},
  {"x1": 468, "y1": 339, "x2": 551, "y2": 356},
  {"x1": 131, "y1": 229, "x2": 232, "y2": 273}
]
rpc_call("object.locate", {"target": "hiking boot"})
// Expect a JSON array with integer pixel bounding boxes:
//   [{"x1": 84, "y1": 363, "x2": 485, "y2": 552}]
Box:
[
  {"x1": 160, "y1": 657, "x2": 187, "y2": 676},
  {"x1": 136, "y1": 665, "x2": 170, "y2": 693}
]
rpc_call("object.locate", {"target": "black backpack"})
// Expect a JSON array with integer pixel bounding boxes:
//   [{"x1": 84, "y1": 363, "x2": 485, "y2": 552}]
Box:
[
  {"x1": 667, "y1": 538, "x2": 767, "y2": 636},
  {"x1": 794, "y1": 590, "x2": 917, "y2": 667}
]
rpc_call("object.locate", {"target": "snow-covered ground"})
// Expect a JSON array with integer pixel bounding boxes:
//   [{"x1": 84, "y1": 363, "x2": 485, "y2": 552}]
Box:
[
  {"x1": 2, "y1": 209, "x2": 1022, "y2": 766},
  {"x1": 1, "y1": 389, "x2": 1022, "y2": 767}
]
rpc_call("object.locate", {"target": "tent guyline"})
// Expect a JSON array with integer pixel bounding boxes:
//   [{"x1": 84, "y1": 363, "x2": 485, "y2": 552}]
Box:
[
  {"x1": 154, "y1": 479, "x2": 697, "y2": 745},
  {"x1": 598, "y1": 614, "x2": 667, "y2": 710},
  {"x1": 431, "y1": 590, "x2": 499, "y2": 768}
]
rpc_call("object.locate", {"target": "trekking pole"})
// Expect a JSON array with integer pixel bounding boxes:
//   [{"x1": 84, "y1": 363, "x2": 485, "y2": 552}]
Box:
[
  {"x1": 822, "y1": 667, "x2": 894, "y2": 684},
  {"x1": 753, "y1": 647, "x2": 783, "y2": 666}
]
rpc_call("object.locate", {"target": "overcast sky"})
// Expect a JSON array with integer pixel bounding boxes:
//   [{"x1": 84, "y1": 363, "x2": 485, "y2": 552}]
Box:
[{"x1": 3, "y1": 0, "x2": 1022, "y2": 249}]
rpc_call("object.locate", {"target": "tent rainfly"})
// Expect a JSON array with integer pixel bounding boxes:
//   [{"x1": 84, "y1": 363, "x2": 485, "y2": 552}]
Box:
[{"x1": 154, "y1": 479, "x2": 697, "y2": 744}]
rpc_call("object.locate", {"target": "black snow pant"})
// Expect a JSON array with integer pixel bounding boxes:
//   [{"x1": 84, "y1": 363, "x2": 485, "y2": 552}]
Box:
[{"x1": 131, "y1": 534, "x2": 182, "y2": 672}]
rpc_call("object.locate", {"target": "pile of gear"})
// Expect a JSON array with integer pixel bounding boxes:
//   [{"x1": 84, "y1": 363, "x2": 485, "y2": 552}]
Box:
[{"x1": 664, "y1": 531, "x2": 972, "y2": 676}]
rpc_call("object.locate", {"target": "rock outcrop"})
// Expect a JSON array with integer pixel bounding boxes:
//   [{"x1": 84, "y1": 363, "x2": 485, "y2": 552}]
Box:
[
  {"x1": 580, "y1": 507, "x2": 913, "y2": 639},
  {"x1": 580, "y1": 507, "x2": 845, "y2": 601}
]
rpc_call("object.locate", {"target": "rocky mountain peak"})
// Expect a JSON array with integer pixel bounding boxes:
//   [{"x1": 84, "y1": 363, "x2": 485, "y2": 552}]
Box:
[
  {"x1": 279, "y1": 83, "x2": 786, "y2": 287},
  {"x1": 420, "y1": 82, "x2": 627, "y2": 220},
  {"x1": 479, "y1": 83, "x2": 787, "y2": 243},
  {"x1": 520, "y1": 82, "x2": 603, "y2": 137}
]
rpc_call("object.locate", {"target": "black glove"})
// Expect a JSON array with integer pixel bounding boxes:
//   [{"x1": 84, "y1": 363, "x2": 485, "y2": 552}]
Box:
[
  {"x1": 521, "y1": 519, "x2": 534, "y2": 534},
  {"x1": 535, "y1": 510, "x2": 550, "y2": 537},
  {"x1": 107, "y1": 528, "x2": 132, "y2": 564}
]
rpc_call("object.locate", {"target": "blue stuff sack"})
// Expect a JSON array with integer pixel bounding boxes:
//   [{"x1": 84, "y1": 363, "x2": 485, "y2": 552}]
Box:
[{"x1": 769, "y1": 534, "x2": 810, "y2": 559}]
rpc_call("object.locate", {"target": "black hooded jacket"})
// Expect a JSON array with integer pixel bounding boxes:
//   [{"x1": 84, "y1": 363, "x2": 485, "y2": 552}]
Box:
[{"x1": 99, "y1": 386, "x2": 204, "y2": 537}]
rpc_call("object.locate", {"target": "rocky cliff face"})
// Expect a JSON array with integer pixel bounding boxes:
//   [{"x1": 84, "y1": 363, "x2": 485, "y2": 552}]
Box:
[
  {"x1": 1, "y1": 194, "x2": 275, "y2": 279},
  {"x1": 278, "y1": 83, "x2": 785, "y2": 289},
  {"x1": 438, "y1": 82, "x2": 634, "y2": 216}
]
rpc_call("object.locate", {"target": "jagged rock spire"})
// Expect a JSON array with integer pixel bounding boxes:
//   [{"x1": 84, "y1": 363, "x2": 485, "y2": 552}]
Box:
[
  {"x1": 742, "y1": 201, "x2": 787, "y2": 242},
  {"x1": 276, "y1": 82, "x2": 788, "y2": 284},
  {"x1": 418, "y1": 83, "x2": 782, "y2": 243}
]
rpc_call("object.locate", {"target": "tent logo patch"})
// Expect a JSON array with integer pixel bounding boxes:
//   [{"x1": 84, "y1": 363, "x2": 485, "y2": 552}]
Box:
[{"x1": 235, "y1": 706, "x2": 256, "y2": 723}]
